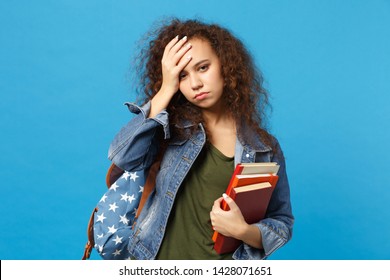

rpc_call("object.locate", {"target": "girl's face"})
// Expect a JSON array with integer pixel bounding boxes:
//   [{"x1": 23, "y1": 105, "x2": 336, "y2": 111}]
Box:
[{"x1": 178, "y1": 38, "x2": 225, "y2": 113}]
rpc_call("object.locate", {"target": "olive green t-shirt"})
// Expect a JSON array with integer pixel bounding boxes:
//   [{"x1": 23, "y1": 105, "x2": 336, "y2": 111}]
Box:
[{"x1": 156, "y1": 144, "x2": 234, "y2": 260}]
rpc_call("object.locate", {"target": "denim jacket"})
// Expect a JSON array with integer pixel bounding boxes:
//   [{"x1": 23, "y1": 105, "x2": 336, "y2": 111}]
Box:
[{"x1": 108, "y1": 101, "x2": 294, "y2": 260}]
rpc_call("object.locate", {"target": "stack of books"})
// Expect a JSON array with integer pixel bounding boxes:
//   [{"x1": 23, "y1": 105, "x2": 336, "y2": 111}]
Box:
[{"x1": 212, "y1": 162, "x2": 280, "y2": 254}]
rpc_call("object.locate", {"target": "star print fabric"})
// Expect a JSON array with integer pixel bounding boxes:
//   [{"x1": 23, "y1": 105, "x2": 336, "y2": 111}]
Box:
[{"x1": 93, "y1": 170, "x2": 145, "y2": 259}]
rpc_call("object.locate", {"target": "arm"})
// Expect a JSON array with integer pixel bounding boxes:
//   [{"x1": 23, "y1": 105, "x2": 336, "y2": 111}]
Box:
[
  {"x1": 248, "y1": 140, "x2": 294, "y2": 259},
  {"x1": 109, "y1": 36, "x2": 192, "y2": 171},
  {"x1": 211, "y1": 140, "x2": 294, "y2": 259},
  {"x1": 107, "y1": 102, "x2": 167, "y2": 172},
  {"x1": 149, "y1": 35, "x2": 192, "y2": 118},
  {"x1": 256, "y1": 142, "x2": 294, "y2": 257}
]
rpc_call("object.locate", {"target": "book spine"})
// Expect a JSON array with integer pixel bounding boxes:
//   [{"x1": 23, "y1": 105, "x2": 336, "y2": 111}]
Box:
[{"x1": 212, "y1": 165, "x2": 243, "y2": 242}]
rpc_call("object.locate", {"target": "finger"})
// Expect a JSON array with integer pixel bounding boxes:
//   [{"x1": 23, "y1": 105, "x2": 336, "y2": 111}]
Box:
[
  {"x1": 213, "y1": 197, "x2": 224, "y2": 209},
  {"x1": 174, "y1": 41, "x2": 192, "y2": 59},
  {"x1": 169, "y1": 35, "x2": 188, "y2": 54},
  {"x1": 210, "y1": 213, "x2": 215, "y2": 224},
  {"x1": 222, "y1": 193, "x2": 238, "y2": 211},
  {"x1": 211, "y1": 197, "x2": 225, "y2": 217},
  {"x1": 162, "y1": 37, "x2": 191, "y2": 69},
  {"x1": 176, "y1": 50, "x2": 192, "y2": 70},
  {"x1": 170, "y1": 39, "x2": 192, "y2": 67},
  {"x1": 163, "y1": 36, "x2": 179, "y2": 58}
]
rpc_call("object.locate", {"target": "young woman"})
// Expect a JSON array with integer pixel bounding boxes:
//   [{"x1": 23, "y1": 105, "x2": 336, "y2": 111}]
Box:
[{"x1": 97, "y1": 18, "x2": 293, "y2": 260}]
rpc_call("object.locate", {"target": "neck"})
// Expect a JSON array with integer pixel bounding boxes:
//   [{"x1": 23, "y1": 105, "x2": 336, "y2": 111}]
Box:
[
  {"x1": 202, "y1": 108, "x2": 229, "y2": 126},
  {"x1": 201, "y1": 107, "x2": 237, "y2": 158},
  {"x1": 202, "y1": 109, "x2": 236, "y2": 133}
]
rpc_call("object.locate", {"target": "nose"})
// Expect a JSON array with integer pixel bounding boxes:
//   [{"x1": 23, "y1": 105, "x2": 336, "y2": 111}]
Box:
[{"x1": 189, "y1": 73, "x2": 203, "y2": 90}]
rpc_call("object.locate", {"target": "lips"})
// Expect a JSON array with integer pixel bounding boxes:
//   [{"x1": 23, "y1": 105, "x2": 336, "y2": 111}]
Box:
[{"x1": 194, "y1": 92, "x2": 209, "y2": 100}]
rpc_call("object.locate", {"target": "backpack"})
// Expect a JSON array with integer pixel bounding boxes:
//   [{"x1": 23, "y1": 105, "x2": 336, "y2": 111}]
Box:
[{"x1": 82, "y1": 161, "x2": 159, "y2": 260}]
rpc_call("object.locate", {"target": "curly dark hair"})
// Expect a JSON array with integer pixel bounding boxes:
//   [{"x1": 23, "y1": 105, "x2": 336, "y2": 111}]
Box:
[{"x1": 133, "y1": 18, "x2": 273, "y2": 147}]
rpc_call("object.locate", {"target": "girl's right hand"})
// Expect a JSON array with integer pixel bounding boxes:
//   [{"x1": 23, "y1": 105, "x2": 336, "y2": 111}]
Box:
[
  {"x1": 160, "y1": 35, "x2": 192, "y2": 97},
  {"x1": 148, "y1": 36, "x2": 192, "y2": 118}
]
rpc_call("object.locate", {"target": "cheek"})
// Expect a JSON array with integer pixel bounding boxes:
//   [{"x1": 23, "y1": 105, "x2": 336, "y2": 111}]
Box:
[
  {"x1": 211, "y1": 73, "x2": 225, "y2": 92},
  {"x1": 179, "y1": 81, "x2": 190, "y2": 97}
]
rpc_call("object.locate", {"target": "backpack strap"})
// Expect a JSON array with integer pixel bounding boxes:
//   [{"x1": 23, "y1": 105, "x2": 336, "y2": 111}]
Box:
[
  {"x1": 135, "y1": 160, "x2": 160, "y2": 219},
  {"x1": 105, "y1": 163, "x2": 125, "y2": 187},
  {"x1": 82, "y1": 207, "x2": 98, "y2": 260}
]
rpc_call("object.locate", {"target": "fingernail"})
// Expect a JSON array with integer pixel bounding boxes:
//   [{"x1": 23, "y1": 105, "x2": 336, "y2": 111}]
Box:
[
  {"x1": 187, "y1": 55, "x2": 192, "y2": 60},
  {"x1": 182, "y1": 36, "x2": 187, "y2": 41},
  {"x1": 222, "y1": 193, "x2": 228, "y2": 199}
]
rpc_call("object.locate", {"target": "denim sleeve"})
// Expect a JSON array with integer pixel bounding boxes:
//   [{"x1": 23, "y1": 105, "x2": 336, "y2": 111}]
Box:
[
  {"x1": 233, "y1": 140, "x2": 294, "y2": 260},
  {"x1": 108, "y1": 101, "x2": 170, "y2": 172}
]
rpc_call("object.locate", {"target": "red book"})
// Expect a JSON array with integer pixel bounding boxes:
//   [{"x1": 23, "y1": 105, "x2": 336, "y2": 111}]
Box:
[
  {"x1": 213, "y1": 182, "x2": 275, "y2": 254},
  {"x1": 212, "y1": 162, "x2": 279, "y2": 254}
]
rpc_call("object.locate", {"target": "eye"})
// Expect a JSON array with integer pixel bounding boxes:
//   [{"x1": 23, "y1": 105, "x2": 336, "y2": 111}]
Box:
[
  {"x1": 198, "y1": 64, "x2": 209, "y2": 72},
  {"x1": 179, "y1": 72, "x2": 187, "y2": 80}
]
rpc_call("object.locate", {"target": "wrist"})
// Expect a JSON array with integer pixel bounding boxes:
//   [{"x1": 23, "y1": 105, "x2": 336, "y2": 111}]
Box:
[
  {"x1": 235, "y1": 222, "x2": 251, "y2": 241},
  {"x1": 236, "y1": 223, "x2": 263, "y2": 249},
  {"x1": 158, "y1": 84, "x2": 178, "y2": 98},
  {"x1": 149, "y1": 89, "x2": 175, "y2": 118}
]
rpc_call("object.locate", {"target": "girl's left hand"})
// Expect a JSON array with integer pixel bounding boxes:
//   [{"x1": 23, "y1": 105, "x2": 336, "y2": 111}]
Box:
[{"x1": 210, "y1": 194, "x2": 249, "y2": 240}]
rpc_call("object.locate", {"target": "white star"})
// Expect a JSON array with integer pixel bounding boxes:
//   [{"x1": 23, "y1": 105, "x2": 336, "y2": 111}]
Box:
[
  {"x1": 100, "y1": 194, "x2": 108, "y2": 203},
  {"x1": 110, "y1": 182, "x2": 120, "y2": 192},
  {"x1": 119, "y1": 214, "x2": 129, "y2": 225},
  {"x1": 96, "y1": 245, "x2": 103, "y2": 253},
  {"x1": 123, "y1": 172, "x2": 130, "y2": 180},
  {"x1": 129, "y1": 172, "x2": 139, "y2": 182},
  {"x1": 96, "y1": 213, "x2": 106, "y2": 223},
  {"x1": 109, "y1": 202, "x2": 119, "y2": 212},
  {"x1": 108, "y1": 225, "x2": 117, "y2": 234},
  {"x1": 112, "y1": 235, "x2": 123, "y2": 245},
  {"x1": 139, "y1": 185, "x2": 144, "y2": 193},
  {"x1": 128, "y1": 194, "x2": 136, "y2": 204},
  {"x1": 96, "y1": 233, "x2": 103, "y2": 239},
  {"x1": 120, "y1": 192, "x2": 129, "y2": 201},
  {"x1": 112, "y1": 249, "x2": 122, "y2": 256}
]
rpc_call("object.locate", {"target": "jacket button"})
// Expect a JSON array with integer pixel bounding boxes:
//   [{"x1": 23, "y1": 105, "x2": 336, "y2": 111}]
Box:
[{"x1": 246, "y1": 153, "x2": 250, "y2": 158}]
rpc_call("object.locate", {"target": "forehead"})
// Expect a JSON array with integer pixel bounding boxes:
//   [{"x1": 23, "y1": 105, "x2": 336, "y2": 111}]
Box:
[{"x1": 186, "y1": 38, "x2": 218, "y2": 61}]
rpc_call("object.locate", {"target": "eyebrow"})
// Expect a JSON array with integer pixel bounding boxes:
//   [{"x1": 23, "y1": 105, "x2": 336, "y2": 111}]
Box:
[
  {"x1": 181, "y1": 59, "x2": 210, "y2": 74},
  {"x1": 192, "y1": 59, "x2": 210, "y2": 68}
]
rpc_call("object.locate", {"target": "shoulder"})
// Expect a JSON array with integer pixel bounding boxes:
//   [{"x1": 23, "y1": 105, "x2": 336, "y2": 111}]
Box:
[
  {"x1": 268, "y1": 134, "x2": 285, "y2": 159},
  {"x1": 239, "y1": 123, "x2": 284, "y2": 158}
]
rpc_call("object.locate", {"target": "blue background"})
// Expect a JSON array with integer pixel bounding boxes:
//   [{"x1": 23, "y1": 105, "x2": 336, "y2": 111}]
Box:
[{"x1": 1, "y1": 0, "x2": 389, "y2": 260}]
